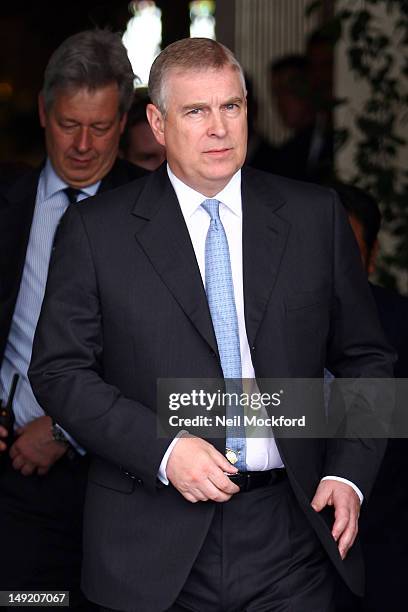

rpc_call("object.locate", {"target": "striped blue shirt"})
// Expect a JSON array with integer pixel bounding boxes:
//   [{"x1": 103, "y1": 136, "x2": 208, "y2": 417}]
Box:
[{"x1": 0, "y1": 159, "x2": 99, "y2": 435}]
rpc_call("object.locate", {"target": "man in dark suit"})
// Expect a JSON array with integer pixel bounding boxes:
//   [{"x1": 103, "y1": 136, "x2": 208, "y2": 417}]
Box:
[
  {"x1": 332, "y1": 182, "x2": 408, "y2": 612},
  {"x1": 29, "y1": 38, "x2": 393, "y2": 612},
  {"x1": 0, "y1": 29, "x2": 145, "y2": 608}
]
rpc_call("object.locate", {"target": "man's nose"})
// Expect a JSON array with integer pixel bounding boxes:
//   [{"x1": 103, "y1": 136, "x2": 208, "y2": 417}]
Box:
[
  {"x1": 207, "y1": 112, "x2": 227, "y2": 137},
  {"x1": 74, "y1": 127, "x2": 92, "y2": 152}
]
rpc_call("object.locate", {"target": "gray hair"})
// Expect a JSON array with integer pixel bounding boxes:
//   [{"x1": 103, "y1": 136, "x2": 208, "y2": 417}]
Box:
[
  {"x1": 42, "y1": 28, "x2": 136, "y2": 117},
  {"x1": 148, "y1": 37, "x2": 246, "y2": 115}
]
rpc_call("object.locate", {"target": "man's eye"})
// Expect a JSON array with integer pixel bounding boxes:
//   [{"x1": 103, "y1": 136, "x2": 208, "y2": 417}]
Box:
[
  {"x1": 92, "y1": 126, "x2": 109, "y2": 135},
  {"x1": 225, "y1": 103, "x2": 239, "y2": 111},
  {"x1": 187, "y1": 108, "x2": 202, "y2": 116}
]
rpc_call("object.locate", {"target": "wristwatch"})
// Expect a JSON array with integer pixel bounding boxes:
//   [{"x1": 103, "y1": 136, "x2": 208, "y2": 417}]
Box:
[
  {"x1": 51, "y1": 420, "x2": 69, "y2": 445},
  {"x1": 51, "y1": 419, "x2": 78, "y2": 461}
]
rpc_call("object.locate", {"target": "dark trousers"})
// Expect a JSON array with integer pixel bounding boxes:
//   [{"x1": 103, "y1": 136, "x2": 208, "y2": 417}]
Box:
[
  {"x1": 101, "y1": 477, "x2": 335, "y2": 612},
  {"x1": 0, "y1": 451, "x2": 95, "y2": 610}
]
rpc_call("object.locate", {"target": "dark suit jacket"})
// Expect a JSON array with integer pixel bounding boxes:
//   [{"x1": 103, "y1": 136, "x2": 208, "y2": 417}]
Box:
[
  {"x1": 29, "y1": 165, "x2": 394, "y2": 611},
  {"x1": 0, "y1": 158, "x2": 146, "y2": 370}
]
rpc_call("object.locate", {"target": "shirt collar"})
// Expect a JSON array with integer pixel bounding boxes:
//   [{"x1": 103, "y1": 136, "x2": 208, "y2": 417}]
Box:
[
  {"x1": 167, "y1": 164, "x2": 242, "y2": 219},
  {"x1": 42, "y1": 158, "x2": 100, "y2": 200}
]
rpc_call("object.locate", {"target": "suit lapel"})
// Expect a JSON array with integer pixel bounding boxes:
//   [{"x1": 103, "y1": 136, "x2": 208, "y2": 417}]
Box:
[
  {"x1": 0, "y1": 168, "x2": 39, "y2": 292},
  {"x1": 241, "y1": 167, "x2": 290, "y2": 347},
  {"x1": 0, "y1": 168, "x2": 40, "y2": 362},
  {"x1": 131, "y1": 167, "x2": 218, "y2": 354}
]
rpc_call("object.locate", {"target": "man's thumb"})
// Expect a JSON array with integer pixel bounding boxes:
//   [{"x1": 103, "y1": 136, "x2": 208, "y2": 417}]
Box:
[{"x1": 311, "y1": 487, "x2": 328, "y2": 512}]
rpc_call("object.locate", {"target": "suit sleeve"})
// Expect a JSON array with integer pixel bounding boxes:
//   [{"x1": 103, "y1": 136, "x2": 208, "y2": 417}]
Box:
[
  {"x1": 28, "y1": 204, "x2": 169, "y2": 493},
  {"x1": 323, "y1": 190, "x2": 396, "y2": 499}
]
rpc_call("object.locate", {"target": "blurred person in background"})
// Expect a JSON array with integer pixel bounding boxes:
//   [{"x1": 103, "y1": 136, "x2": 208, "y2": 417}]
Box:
[
  {"x1": 306, "y1": 28, "x2": 335, "y2": 119},
  {"x1": 269, "y1": 53, "x2": 334, "y2": 183},
  {"x1": 333, "y1": 181, "x2": 408, "y2": 612},
  {"x1": 120, "y1": 86, "x2": 165, "y2": 171},
  {"x1": 244, "y1": 73, "x2": 277, "y2": 173}
]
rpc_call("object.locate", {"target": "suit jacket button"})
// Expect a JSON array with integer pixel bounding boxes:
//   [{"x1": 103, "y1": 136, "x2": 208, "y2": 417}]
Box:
[{"x1": 137, "y1": 478, "x2": 143, "y2": 485}]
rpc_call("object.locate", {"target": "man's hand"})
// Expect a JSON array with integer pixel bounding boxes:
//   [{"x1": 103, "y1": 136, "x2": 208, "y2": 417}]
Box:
[
  {"x1": 9, "y1": 416, "x2": 67, "y2": 476},
  {"x1": 166, "y1": 436, "x2": 240, "y2": 503},
  {"x1": 0, "y1": 426, "x2": 9, "y2": 452},
  {"x1": 311, "y1": 479, "x2": 360, "y2": 560}
]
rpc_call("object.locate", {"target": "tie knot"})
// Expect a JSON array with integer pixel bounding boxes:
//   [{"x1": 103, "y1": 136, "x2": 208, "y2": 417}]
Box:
[
  {"x1": 63, "y1": 187, "x2": 81, "y2": 204},
  {"x1": 201, "y1": 198, "x2": 220, "y2": 221}
]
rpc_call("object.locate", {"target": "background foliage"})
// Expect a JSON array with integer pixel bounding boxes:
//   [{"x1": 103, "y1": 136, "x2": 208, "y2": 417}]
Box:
[{"x1": 308, "y1": 0, "x2": 408, "y2": 291}]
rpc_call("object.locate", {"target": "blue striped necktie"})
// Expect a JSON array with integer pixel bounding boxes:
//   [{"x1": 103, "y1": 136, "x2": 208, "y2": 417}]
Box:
[{"x1": 201, "y1": 199, "x2": 246, "y2": 470}]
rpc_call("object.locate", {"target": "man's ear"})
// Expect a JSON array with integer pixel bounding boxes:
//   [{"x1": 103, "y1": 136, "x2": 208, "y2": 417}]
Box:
[
  {"x1": 368, "y1": 238, "x2": 379, "y2": 276},
  {"x1": 146, "y1": 103, "x2": 165, "y2": 147},
  {"x1": 38, "y1": 93, "x2": 47, "y2": 128}
]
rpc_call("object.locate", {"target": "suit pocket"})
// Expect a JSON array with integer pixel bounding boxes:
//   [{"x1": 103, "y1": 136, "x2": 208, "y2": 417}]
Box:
[
  {"x1": 88, "y1": 457, "x2": 136, "y2": 494},
  {"x1": 285, "y1": 290, "x2": 328, "y2": 312},
  {"x1": 285, "y1": 291, "x2": 329, "y2": 334}
]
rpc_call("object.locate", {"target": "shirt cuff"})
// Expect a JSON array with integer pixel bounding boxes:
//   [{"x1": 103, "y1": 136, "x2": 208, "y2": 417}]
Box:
[
  {"x1": 158, "y1": 430, "x2": 189, "y2": 485},
  {"x1": 321, "y1": 476, "x2": 364, "y2": 505}
]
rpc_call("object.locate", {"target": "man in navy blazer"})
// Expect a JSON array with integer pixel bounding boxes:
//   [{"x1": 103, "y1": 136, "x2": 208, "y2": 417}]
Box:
[
  {"x1": 0, "y1": 29, "x2": 145, "y2": 608},
  {"x1": 29, "y1": 38, "x2": 394, "y2": 612}
]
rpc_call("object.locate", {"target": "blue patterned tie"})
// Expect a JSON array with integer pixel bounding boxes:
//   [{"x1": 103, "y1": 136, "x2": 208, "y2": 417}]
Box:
[{"x1": 201, "y1": 199, "x2": 246, "y2": 470}]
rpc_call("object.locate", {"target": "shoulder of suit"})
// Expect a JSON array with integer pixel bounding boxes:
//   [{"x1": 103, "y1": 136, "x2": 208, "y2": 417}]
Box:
[
  {"x1": 0, "y1": 165, "x2": 40, "y2": 206},
  {"x1": 242, "y1": 164, "x2": 336, "y2": 213},
  {"x1": 75, "y1": 167, "x2": 152, "y2": 220},
  {"x1": 105, "y1": 157, "x2": 148, "y2": 183}
]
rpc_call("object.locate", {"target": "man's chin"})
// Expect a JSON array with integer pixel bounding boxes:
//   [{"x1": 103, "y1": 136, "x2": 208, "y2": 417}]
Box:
[
  {"x1": 62, "y1": 164, "x2": 110, "y2": 188},
  {"x1": 204, "y1": 164, "x2": 242, "y2": 184}
]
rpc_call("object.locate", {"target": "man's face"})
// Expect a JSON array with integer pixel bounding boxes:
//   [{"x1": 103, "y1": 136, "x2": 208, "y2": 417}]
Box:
[
  {"x1": 147, "y1": 66, "x2": 247, "y2": 197},
  {"x1": 271, "y1": 68, "x2": 314, "y2": 131},
  {"x1": 38, "y1": 83, "x2": 127, "y2": 188},
  {"x1": 125, "y1": 121, "x2": 165, "y2": 171}
]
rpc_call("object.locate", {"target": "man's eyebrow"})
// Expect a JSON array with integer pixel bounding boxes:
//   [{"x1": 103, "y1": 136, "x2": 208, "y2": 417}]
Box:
[
  {"x1": 180, "y1": 102, "x2": 208, "y2": 112},
  {"x1": 223, "y1": 96, "x2": 245, "y2": 105},
  {"x1": 180, "y1": 96, "x2": 245, "y2": 113}
]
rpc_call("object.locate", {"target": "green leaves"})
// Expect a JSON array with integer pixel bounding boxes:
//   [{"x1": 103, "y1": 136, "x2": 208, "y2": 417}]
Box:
[
  {"x1": 351, "y1": 10, "x2": 371, "y2": 41},
  {"x1": 315, "y1": 0, "x2": 408, "y2": 291}
]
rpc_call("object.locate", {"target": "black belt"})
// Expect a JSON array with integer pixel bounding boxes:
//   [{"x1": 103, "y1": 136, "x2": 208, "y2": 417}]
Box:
[{"x1": 227, "y1": 468, "x2": 286, "y2": 492}]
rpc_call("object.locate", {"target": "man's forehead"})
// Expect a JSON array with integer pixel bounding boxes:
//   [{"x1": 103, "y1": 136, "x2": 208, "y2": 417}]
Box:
[
  {"x1": 49, "y1": 84, "x2": 121, "y2": 119},
  {"x1": 164, "y1": 66, "x2": 245, "y2": 100},
  {"x1": 169, "y1": 64, "x2": 242, "y2": 84},
  {"x1": 52, "y1": 83, "x2": 119, "y2": 104}
]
